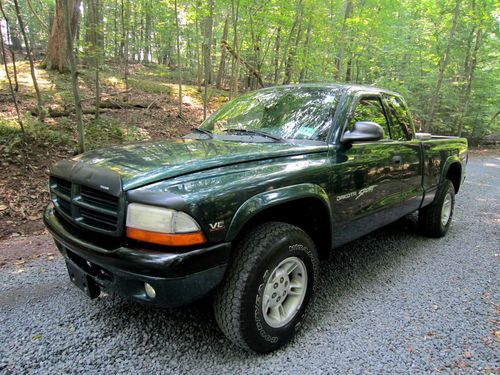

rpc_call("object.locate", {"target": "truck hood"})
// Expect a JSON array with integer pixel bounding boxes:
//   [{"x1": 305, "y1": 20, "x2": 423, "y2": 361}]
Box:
[{"x1": 74, "y1": 138, "x2": 329, "y2": 190}]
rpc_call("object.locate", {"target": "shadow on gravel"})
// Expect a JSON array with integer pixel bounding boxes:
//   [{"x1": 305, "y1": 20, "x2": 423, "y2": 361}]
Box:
[{"x1": 87, "y1": 214, "x2": 429, "y2": 357}]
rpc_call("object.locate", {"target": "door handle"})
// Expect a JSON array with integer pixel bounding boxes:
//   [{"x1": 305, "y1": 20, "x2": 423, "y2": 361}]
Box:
[{"x1": 392, "y1": 156, "x2": 402, "y2": 164}]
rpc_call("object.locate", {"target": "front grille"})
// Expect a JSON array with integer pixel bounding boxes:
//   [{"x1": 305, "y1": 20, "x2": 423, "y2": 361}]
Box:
[
  {"x1": 81, "y1": 185, "x2": 119, "y2": 210},
  {"x1": 50, "y1": 177, "x2": 123, "y2": 236}
]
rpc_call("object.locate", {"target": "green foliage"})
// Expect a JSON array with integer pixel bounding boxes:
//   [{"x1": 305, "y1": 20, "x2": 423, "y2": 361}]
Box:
[
  {"x1": 85, "y1": 117, "x2": 144, "y2": 150},
  {"x1": 1, "y1": 0, "x2": 498, "y2": 143},
  {"x1": 0, "y1": 116, "x2": 73, "y2": 163}
]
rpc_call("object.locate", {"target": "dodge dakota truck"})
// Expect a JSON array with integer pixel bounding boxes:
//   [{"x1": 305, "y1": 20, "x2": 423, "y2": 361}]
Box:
[{"x1": 44, "y1": 84, "x2": 468, "y2": 353}]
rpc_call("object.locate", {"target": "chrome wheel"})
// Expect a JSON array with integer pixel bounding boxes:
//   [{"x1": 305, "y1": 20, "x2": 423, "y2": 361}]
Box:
[
  {"x1": 262, "y1": 257, "x2": 308, "y2": 328},
  {"x1": 441, "y1": 192, "x2": 452, "y2": 226}
]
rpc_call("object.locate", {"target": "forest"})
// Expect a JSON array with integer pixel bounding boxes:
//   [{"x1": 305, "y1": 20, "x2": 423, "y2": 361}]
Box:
[{"x1": 0, "y1": 0, "x2": 499, "y2": 238}]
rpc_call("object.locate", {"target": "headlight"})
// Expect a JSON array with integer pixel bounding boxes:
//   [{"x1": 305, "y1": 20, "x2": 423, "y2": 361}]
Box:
[{"x1": 126, "y1": 203, "x2": 206, "y2": 246}]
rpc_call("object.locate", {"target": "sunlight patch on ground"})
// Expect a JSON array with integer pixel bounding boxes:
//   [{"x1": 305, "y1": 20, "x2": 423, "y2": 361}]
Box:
[
  {"x1": 483, "y1": 162, "x2": 499, "y2": 169},
  {"x1": 0, "y1": 61, "x2": 56, "y2": 101},
  {"x1": 0, "y1": 115, "x2": 21, "y2": 128}
]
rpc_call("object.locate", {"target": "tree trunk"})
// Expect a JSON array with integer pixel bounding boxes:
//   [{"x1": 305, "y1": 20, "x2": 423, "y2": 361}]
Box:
[
  {"x1": 144, "y1": 0, "x2": 151, "y2": 63},
  {"x1": 222, "y1": 40, "x2": 264, "y2": 88},
  {"x1": 13, "y1": 0, "x2": 43, "y2": 118},
  {"x1": 113, "y1": 0, "x2": 118, "y2": 58},
  {"x1": 283, "y1": 3, "x2": 303, "y2": 85},
  {"x1": 273, "y1": 26, "x2": 280, "y2": 85},
  {"x1": 230, "y1": 0, "x2": 240, "y2": 99},
  {"x1": 457, "y1": 28, "x2": 482, "y2": 136},
  {"x1": 63, "y1": 0, "x2": 85, "y2": 153},
  {"x1": 130, "y1": 2, "x2": 137, "y2": 61},
  {"x1": 26, "y1": 0, "x2": 48, "y2": 30},
  {"x1": 0, "y1": 0, "x2": 19, "y2": 91},
  {"x1": 122, "y1": 0, "x2": 130, "y2": 102},
  {"x1": 299, "y1": 22, "x2": 312, "y2": 82},
  {"x1": 426, "y1": 0, "x2": 460, "y2": 131},
  {"x1": 248, "y1": 12, "x2": 261, "y2": 89},
  {"x1": 195, "y1": 5, "x2": 202, "y2": 88},
  {"x1": 216, "y1": 16, "x2": 229, "y2": 89},
  {"x1": 0, "y1": 12, "x2": 24, "y2": 136},
  {"x1": 174, "y1": 0, "x2": 182, "y2": 117},
  {"x1": 202, "y1": 0, "x2": 214, "y2": 119},
  {"x1": 345, "y1": 55, "x2": 353, "y2": 82},
  {"x1": 45, "y1": 0, "x2": 81, "y2": 72},
  {"x1": 87, "y1": 0, "x2": 101, "y2": 121},
  {"x1": 336, "y1": 0, "x2": 353, "y2": 81}
]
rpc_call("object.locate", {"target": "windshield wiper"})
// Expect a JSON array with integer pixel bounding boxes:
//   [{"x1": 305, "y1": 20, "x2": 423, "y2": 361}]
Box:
[
  {"x1": 190, "y1": 127, "x2": 213, "y2": 138},
  {"x1": 222, "y1": 128, "x2": 284, "y2": 142}
]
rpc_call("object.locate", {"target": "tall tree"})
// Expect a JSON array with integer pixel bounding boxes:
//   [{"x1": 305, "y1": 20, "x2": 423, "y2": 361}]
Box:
[
  {"x1": 86, "y1": 0, "x2": 102, "y2": 121},
  {"x1": 202, "y1": 0, "x2": 214, "y2": 119},
  {"x1": 336, "y1": 0, "x2": 353, "y2": 80},
  {"x1": 426, "y1": 0, "x2": 461, "y2": 130},
  {"x1": 0, "y1": 0, "x2": 19, "y2": 91},
  {"x1": 216, "y1": 15, "x2": 229, "y2": 89},
  {"x1": 229, "y1": 0, "x2": 240, "y2": 98},
  {"x1": 273, "y1": 26, "x2": 281, "y2": 84},
  {"x1": 456, "y1": 27, "x2": 482, "y2": 136},
  {"x1": 121, "y1": 0, "x2": 130, "y2": 101},
  {"x1": 0, "y1": 10, "x2": 24, "y2": 136},
  {"x1": 299, "y1": 22, "x2": 312, "y2": 82},
  {"x1": 174, "y1": 0, "x2": 182, "y2": 117},
  {"x1": 283, "y1": 2, "x2": 304, "y2": 84},
  {"x1": 13, "y1": 0, "x2": 43, "y2": 118},
  {"x1": 63, "y1": 0, "x2": 85, "y2": 153},
  {"x1": 45, "y1": 0, "x2": 81, "y2": 72}
]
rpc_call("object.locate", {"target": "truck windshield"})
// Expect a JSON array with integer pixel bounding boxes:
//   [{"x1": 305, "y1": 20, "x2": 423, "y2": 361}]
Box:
[{"x1": 200, "y1": 87, "x2": 340, "y2": 141}]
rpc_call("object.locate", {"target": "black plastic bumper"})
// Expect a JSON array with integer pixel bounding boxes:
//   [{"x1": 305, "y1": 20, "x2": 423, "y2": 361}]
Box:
[{"x1": 44, "y1": 205, "x2": 230, "y2": 307}]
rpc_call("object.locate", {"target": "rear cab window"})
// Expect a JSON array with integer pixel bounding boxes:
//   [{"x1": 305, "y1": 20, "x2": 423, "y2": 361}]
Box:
[{"x1": 385, "y1": 95, "x2": 414, "y2": 141}]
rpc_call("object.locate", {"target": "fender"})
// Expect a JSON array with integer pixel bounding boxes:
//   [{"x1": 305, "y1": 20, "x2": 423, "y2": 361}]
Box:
[
  {"x1": 440, "y1": 155, "x2": 462, "y2": 185},
  {"x1": 225, "y1": 183, "x2": 332, "y2": 242}
]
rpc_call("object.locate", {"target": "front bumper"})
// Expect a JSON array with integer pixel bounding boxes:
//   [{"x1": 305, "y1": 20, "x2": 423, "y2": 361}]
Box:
[{"x1": 44, "y1": 205, "x2": 230, "y2": 307}]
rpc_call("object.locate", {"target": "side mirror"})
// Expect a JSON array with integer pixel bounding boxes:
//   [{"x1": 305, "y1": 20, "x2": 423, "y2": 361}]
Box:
[{"x1": 341, "y1": 121, "x2": 384, "y2": 144}]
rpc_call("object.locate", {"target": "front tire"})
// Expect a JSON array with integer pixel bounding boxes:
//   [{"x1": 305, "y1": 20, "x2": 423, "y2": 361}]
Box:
[
  {"x1": 213, "y1": 222, "x2": 319, "y2": 353},
  {"x1": 418, "y1": 179, "x2": 455, "y2": 238}
]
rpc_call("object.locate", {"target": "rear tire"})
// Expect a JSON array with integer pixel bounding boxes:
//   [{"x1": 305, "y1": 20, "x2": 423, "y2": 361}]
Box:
[
  {"x1": 418, "y1": 179, "x2": 455, "y2": 238},
  {"x1": 213, "y1": 222, "x2": 319, "y2": 353}
]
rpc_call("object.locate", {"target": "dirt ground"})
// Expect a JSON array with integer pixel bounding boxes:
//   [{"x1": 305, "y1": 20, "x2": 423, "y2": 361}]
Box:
[
  {"x1": 0, "y1": 232, "x2": 56, "y2": 268},
  {"x1": 0, "y1": 61, "x2": 227, "y2": 241}
]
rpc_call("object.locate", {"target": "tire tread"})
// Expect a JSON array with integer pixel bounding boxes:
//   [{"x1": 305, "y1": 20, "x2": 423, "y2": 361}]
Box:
[{"x1": 213, "y1": 222, "x2": 316, "y2": 352}]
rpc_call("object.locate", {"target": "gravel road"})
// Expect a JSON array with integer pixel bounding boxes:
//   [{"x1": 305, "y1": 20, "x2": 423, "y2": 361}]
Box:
[{"x1": 1, "y1": 154, "x2": 498, "y2": 374}]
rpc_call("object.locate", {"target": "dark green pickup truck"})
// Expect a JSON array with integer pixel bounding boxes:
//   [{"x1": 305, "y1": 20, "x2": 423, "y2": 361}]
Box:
[{"x1": 44, "y1": 84, "x2": 467, "y2": 352}]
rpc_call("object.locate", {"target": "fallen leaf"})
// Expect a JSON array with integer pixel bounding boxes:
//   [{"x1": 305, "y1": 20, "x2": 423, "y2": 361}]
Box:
[{"x1": 33, "y1": 334, "x2": 43, "y2": 341}]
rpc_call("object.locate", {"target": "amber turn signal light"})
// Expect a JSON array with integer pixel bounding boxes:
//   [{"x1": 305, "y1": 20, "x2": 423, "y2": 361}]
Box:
[{"x1": 126, "y1": 227, "x2": 206, "y2": 246}]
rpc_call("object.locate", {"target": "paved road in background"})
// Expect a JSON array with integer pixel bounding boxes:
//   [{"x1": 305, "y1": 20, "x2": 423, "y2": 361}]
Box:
[{"x1": 1, "y1": 154, "x2": 498, "y2": 374}]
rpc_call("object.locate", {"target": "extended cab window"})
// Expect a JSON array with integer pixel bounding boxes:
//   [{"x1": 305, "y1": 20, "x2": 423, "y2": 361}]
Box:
[
  {"x1": 386, "y1": 96, "x2": 413, "y2": 140},
  {"x1": 349, "y1": 97, "x2": 390, "y2": 139}
]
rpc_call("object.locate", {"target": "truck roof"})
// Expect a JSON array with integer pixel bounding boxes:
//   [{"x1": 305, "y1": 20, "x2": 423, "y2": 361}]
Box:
[{"x1": 262, "y1": 83, "x2": 401, "y2": 97}]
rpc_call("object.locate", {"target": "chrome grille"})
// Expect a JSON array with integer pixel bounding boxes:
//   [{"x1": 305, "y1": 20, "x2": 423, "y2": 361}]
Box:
[{"x1": 50, "y1": 177, "x2": 123, "y2": 236}]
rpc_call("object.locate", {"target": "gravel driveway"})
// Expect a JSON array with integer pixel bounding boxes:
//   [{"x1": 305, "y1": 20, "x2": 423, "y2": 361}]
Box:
[{"x1": 1, "y1": 154, "x2": 498, "y2": 374}]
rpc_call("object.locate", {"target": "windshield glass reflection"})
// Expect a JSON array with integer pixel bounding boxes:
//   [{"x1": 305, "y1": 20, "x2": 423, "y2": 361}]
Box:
[{"x1": 200, "y1": 86, "x2": 340, "y2": 141}]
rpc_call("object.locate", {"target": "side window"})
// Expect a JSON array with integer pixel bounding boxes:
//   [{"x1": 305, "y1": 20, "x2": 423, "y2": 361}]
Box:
[
  {"x1": 349, "y1": 98, "x2": 390, "y2": 139},
  {"x1": 386, "y1": 96, "x2": 413, "y2": 141}
]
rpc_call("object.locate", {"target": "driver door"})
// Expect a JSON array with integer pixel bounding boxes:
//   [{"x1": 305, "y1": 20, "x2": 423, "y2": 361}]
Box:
[{"x1": 330, "y1": 95, "x2": 404, "y2": 246}]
